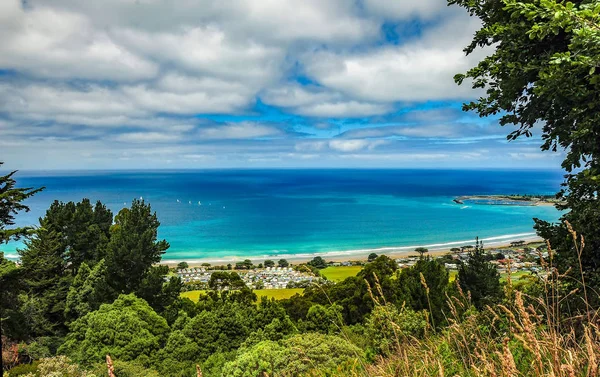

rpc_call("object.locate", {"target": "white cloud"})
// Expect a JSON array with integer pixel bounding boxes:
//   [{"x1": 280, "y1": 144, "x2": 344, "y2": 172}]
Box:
[
  {"x1": 114, "y1": 132, "x2": 184, "y2": 144},
  {"x1": 302, "y1": 14, "x2": 484, "y2": 102},
  {"x1": 40, "y1": 0, "x2": 378, "y2": 43},
  {"x1": 261, "y1": 84, "x2": 391, "y2": 117},
  {"x1": 0, "y1": 1, "x2": 157, "y2": 81},
  {"x1": 340, "y1": 124, "x2": 466, "y2": 139},
  {"x1": 329, "y1": 139, "x2": 386, "y2": 152},
  {"x1": 196, "y1": 123, "x2": 284, "y2": 140}
]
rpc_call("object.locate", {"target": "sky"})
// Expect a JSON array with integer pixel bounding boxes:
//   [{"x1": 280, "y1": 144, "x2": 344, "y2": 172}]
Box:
[{"x1": 0, "y1": 0, "x2": 562, "y2": 170}]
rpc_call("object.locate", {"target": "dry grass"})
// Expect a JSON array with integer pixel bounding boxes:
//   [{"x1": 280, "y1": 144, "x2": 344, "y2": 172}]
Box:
[{"x1": 336, "y1": 222, "x2": 600, "y2": 377}]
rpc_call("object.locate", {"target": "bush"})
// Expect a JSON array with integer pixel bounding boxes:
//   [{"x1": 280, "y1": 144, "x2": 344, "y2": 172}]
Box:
[
  {"x1": 365, "y1": 304, "x2": 428, "y2": 355},
  {"x1": 223, "y1": 333, "x2": 363, "y2": 376},
  {"x1": 6, "y1": 362, "x2": 40, "y2": 377}
]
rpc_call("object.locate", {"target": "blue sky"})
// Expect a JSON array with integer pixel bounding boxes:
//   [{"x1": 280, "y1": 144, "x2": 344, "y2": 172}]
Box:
[{"x1": 0, "y1": 0, "x2": 562, "y2": 169}]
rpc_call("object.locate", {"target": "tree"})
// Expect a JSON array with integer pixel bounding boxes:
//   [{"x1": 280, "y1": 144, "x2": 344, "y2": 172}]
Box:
[
  {"x1": 264, "y1": 259, "x2": 275, "y2": 268},
  {"x1": 41, "y1": 199, "x2": 112, "y2": 274},
  {"x1": 450, "y1": 0, "x2": 600, "y2": 306},
  {"x1": 367, "y1": 253, "x2": 378, "y2": 262},
  {"x1": 208, "y1": 271, "x2": 245, "y2": 291},
  {"x1": 394, "y1": 258, "x2": 449, "y2": 328},
  {"x1": 64, "y1": 260, "x2": 111, "y2": 322},
  {"x1": 307, "y1": 256, "x2": 328, "y2": 269},
  {"x1": 18, "y1": 227, "x2": 71, "y2": 336},
  {"x1": 59, "y1": 294, "x2": 169, "y2": 365},
  {"x1": 0, "y1": 163, "x2": 42, "y2": 375},
  {"x1": 0, "y1": 253, "x2": 25, "y2": 343},
  {"x1": 304, "y1": 304, "x2": 343, "y2": 333},
  {"x1": 182, "y1": 301, "x2": 255, "y2": 361},
  {"x1": 222, "y1": 333, "x2": 363, "y2": 377},
  {"x1": 414, "y1": 247, "x2": 429, "y2": 258},
  {"x1": 278, "y1": 259, "x2": 289, "y2": 268},
  {"x1": 105, "y1": 199, "x2": 169, "y2": 294},
  {"x1": 0, "y1": 163, "x2": 43, "y2": 244},
  {"x1": 235, "y1": 259, "x2": 253, "y2": 270},
  {"x1": 136, "y1": 265, "x2": 182, "y2": 314},
  {"x1": 177, "y1": 262, "x2": 189, "y2": 270},
  {"x1": 457, "y1": 239, "x2": 502, "y2": 309}
]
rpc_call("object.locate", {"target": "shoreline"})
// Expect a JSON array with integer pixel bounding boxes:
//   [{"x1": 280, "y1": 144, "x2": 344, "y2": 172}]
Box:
[
  {"x1": 162, "y1": 232, "x2": 543, "y2": 267},
  {"x1": 454, "y1": 195, "x2": 559, "y2": 206}
]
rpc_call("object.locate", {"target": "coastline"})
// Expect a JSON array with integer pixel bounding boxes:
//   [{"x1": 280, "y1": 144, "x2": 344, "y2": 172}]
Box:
[
  {"x1": 162, "y1": 232, "x2": 543, "y2": 267},
  {"x1": 454, "y1": 195, "x2": 559, "y2": 206}
]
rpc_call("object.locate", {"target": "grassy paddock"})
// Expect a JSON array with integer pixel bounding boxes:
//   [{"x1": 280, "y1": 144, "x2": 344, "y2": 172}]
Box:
[
  {"x1": 320, "y1": 266, "x2": 362, "y2": 282},
  {"x1": 181, "y1": 288, "x2": 304, "y2": 302}
]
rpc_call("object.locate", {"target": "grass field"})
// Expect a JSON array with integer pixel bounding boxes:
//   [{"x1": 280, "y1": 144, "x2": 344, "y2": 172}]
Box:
[
  {"x1": 448, "y1": 270, "x2": 530, "y2": 283},
  {"x1": 501, "y1": 270, "x2": 531, "y2": 282},
  {"x1": 320, "y1": 266, "x2": 362, "y2": 282},
  {"x1": 181, "y1": 288, "x2": 304, "y2": 302}
]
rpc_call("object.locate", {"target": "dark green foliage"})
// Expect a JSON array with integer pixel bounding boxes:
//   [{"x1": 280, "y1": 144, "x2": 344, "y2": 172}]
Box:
[
  {"x1": 41, "y1": 199, "x2": 112, "y2": 274},
  {"x1": 457, "y1": 240, "x2": 502, "y2": 309},
  {"x1": 451, "y1": 0, "x2": 600, "y2": 309},
  {"x1": 176, "y1": 261, "x2": 188, "y2": 270},
  {"x1": 207, "y1": 271, "x2": 245, "y2": 291},
  {"x1": 365, "y1": 304, "x2": 428, "y2": 356},
  {"x1": 0, "y1": 253, "x2": 27, "y2": 340},
  {"x1": 0, "y1": 163, "x2": 43, "y2": 365},
  {"x1": 0, "y1": 163, "x2": 44, "y2": 243},
  {"x1": 277, "y1": 258, "x2": 289, "y2": 267},
  {"x1": 136, "y1": 265, "x2": 182, "y2": 314},
  {"x1": 19, "y1": 228, "x2": 72, "y2": 336},
  {"x1": 293, "y1": 255, "x2": 399, "y2": 325},
  {"x1": 64, "y1": 260, "x2": 111, "y2": 322},
  {"x1": 307, "y1": 256, "x2": 328, "y2": 269},
  {"x1": 393, "y1": 258, "x2": 449, "y2": 328},
  {"x1": 415, "y1": 247, "x2": 429, "y2": 258},
  {"x1": 264, "y1": 259, "x2": 275, "y2": 268},
  {"x1": 234, "y1": 259, "x2": 253, "y2": 270},
  {"x1": 59, "y1": 294, "x2": 169, "y2": 365},
  {"x1": 367, "y1": 252, "x2": 378, "y2": 262},
  {"x1": 105, "y1": 199, "x2": 169, "y2": 294},
  {"x1": 182, "y1": 302, "x2": 253, "y2": 361},
  {"x1": 304, "y1": 304, "x2": 343, "y2": 333}
]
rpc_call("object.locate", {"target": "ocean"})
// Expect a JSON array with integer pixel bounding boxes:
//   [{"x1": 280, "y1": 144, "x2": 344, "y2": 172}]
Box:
[{"x1": 1, "y1": 169, "x2": 563, "y2": 262}]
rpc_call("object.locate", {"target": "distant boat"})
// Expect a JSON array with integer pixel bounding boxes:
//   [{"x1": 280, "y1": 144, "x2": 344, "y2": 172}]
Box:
[
  {"x1": 189, "y1": 201, "x2": 192, "y2": 204},
  {"x1": 177, "y1": 199, "x2": 180, "y2": 203},
  {"x1": 140, "y1": 196, "x2": 143, "y2": 200},
  {"x1": 198, "y1": 201, "x2": 202, "y2": 205}
]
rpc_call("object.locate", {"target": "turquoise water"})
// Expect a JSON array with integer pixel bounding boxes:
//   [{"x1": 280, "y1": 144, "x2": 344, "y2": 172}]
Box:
[{"x1": 1, "y1": 169, "x2": 563, "y2": 262}]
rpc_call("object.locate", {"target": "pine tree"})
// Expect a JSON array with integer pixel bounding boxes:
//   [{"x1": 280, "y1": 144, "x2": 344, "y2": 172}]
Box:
[
  {"x1": 457, "y1": 238, "x2": 502, "y2": 309},
  {"x1": 64, "y1": 259, "x2": 110, "y2": 322},
  {"x1": 105, "y1": 199, "x2": 169, "y2": 294},
  {"x1": 19, "y1": 226, "x2": 72, "y2": 335},
  {"x1": 0, "y1": 163, "x2": 43, "y2": 376}
]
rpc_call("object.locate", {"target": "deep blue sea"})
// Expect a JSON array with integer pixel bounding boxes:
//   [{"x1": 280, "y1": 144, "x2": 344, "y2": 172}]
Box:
[{"x1": 1, "y1": 169, "x2": 563, "y2": 262}]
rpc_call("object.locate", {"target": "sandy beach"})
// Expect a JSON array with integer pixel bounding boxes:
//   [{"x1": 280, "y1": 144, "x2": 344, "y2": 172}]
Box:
[{"x1": 163, "y1": 234, "x2": 543, "y2": 267}]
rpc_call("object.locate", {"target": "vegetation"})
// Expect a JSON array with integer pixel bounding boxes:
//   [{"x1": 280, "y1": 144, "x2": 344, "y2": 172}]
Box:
[
  {"x1": 180, "y1": 289, "x2": 304, "y2": 302},
  {"x1": 457, "y1": 238, "x2": 502, "y2": 309},
  {"x1": 2, "y1": 3, "x2": 600, "y2": 372},
  {"x1": 320, "y1": 266, "x2": 362, "y2": 282},
  {"x1": 452, "y1": 0, "x2": 600, "y2": 310}
]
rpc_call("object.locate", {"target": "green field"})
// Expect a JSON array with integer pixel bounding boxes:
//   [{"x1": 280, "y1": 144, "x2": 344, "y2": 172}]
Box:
[
  {"x1": 501, "y1": 270, "x2": 531, "y2": 282},
  {"x1": 320, "y1": 266, "x2": 362, "y2": 282},
  {"x1": 181, "y1": 288, "x2": 304, "y2": 302},
  {"x1": 449, "y1": 270, "x2": 458, "y2": 282}
]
